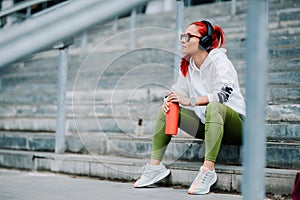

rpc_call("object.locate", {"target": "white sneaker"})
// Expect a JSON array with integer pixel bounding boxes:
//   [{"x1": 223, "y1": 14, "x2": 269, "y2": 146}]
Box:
[
  {"x1": 133, "y1": 163, "x2": 171, "y2": 188},
  {"x1": 188, "y1": 166, "x2": 217, "y2": 195}
]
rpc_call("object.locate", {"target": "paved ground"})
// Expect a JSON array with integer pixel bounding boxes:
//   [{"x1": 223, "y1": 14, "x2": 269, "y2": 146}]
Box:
[{"x1": 0, "y1": 168, "x2": 243, "y2": 200}]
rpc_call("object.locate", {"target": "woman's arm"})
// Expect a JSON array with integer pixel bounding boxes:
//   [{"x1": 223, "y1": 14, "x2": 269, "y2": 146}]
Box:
[
  {"x1": 168, "y1": 92, "x2": 209, "y2": 107},
  {"x1": 193, "y1": 95, "x2": 209, "y2": 106},
  {"x1": 207, "y1": 58, "x2": 236, "y2": 104}
]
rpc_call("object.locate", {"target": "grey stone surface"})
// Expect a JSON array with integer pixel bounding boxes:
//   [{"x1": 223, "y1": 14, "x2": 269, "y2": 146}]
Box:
[
  {"x1": 0, "y1": 2, "x2": 299, "y2": 198},
  {"x1": 0, "y1": 168, "x2": 245, "y2": 200},
  {"x1": 266, "y1": 123, "x2": 300, "y2": 140},
  {"x1": 0, "y1": 132, "x2": 299, "y2": 169},
  {"x1": 0, "y1": 149, "x2": 296, "y2": 197},
  {"x1": 0, "y1": 100, "x2": 299, "y2": 136}
]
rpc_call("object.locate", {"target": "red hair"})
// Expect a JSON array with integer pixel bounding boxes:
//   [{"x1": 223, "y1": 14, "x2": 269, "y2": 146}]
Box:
[{"x1": 180, "y1": 21, "x2": 225, "y2": 77}]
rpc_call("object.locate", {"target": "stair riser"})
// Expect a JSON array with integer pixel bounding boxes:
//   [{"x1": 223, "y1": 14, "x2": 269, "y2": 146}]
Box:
[
  {"x1": 0, "y1": 149, "x2": 296, "y2": 196},
  {"x1": 0, "y1": 133, "x2": 299, "y2": 169},
  {"x1": 1, "y1": 102, "x2": 299, "y2": 121}
]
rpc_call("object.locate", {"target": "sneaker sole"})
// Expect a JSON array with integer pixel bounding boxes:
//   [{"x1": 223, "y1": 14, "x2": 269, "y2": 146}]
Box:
[
  {"x1": 188, "y1": 173, "x2": 217, "y2": 195},
  {"x1": 134, "y1": 169, "x2": 171, "y2": 188}
]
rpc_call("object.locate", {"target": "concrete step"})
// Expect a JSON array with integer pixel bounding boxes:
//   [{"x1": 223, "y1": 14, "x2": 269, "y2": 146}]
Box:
[
  {"x1": 2, "y1": 58, "x2": 299, "y2": 92},
  {"x1": 0, "y1": 131, "x2": 299, "y2": 169},
  {"x1": 76, "y1": 25, "x2": 300, "y2": 58},
  {"x1": 80, "y1": 1, "x2": 300, "y2": 46},
  {"x1": 226, "y1": 35, "x2": 300, "y2": 50},
  {"x1": 125, "y1": 0, "x2": 300, "y2": 31},
  {"x1": 0, "y1": 82, "x2": 299, "y2": 128},
  {"x1": 0, "y1": 116, "x2": 150, "y2": 133},
  {"x1": 2, "y1": 54, "x2": 299, "y2": 87},
  {"x1": 0, "y1": 115, "x2": 299, "y2": 142},
  {"x1": 1, "y1": 19, "x2": 298, "y2": 86},
  {"x1": 227, "y1": 46, "x2": 300, "y2": 61},
  {"x1": 0, "y1": 148, "x2": 297, "y2": 196},
  {"x1": 233, "y1": 58, "x2": 300, "y2": 73},
  {"x1": 267, "y1": 86, "x2": 300, "y2": 104},
  {"x1": 2, "y1": 36, "x2": 299, "y2": 74},
  {"x1": 73, "y1": 24, "x2": 300, "y2": 56},
  {"x1": 0, "y1": 91, "x2": 57, "y2": 104},
  {"x1": 1, "y1": 72, "x2": 299, "y2": 103},
  {"x1": 1, "y1": 47, "x2": 177, "y2": 89}
]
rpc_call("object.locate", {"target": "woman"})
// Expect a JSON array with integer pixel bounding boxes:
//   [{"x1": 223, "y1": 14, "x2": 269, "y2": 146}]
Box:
[{"x1": 134, "y1": 20, "x2": 245, "y2": 195}]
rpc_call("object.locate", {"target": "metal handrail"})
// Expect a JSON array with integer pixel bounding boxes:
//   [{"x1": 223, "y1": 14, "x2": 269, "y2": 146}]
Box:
[
  {"x1": 0, "y1": 0, "x2": 149, "y2": 68},
  {"x1": 0, "y1": 0, "x2": 50, "y2": 18},
  {"x1": 31, "y1": 0, "x2": 70, "y2": 18}
]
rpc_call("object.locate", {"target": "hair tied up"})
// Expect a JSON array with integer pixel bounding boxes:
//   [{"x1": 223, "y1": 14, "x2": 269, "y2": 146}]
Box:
[{"x1": 180, "y1": 55, "x2": 190, "y2": 77}]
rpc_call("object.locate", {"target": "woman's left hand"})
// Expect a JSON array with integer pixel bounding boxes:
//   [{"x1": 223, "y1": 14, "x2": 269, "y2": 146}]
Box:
[{"x1": 167, "y1": 92, "x2": 190, "y2": 106}]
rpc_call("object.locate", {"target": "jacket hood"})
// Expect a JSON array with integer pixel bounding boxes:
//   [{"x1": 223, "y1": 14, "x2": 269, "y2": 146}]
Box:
[{"x1": 190, "y1": 48, "x2": 227, "y2": 71}]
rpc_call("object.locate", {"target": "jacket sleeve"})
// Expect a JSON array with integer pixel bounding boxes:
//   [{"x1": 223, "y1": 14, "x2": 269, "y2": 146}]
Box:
[
  {"x1": 171, "y1": 70, "x2": 189, "y2": 97},
  {"x1": 207, "y1": 57, "x2": 236, "y2": 103}
]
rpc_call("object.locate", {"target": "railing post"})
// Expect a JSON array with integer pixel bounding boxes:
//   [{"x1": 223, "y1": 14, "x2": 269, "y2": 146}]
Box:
[
  {"x1": 0, "y1": 75, "x2": 2, "y2": 91},
  {"x1": 186, "y1": 0, "x2": 192, "y2": 7},
  {"x1": 2, "y1": 0, "x2": 14, "y2": 27},
  {"x1": 130, "y1": 7, "x2": 137, "y2": 50},
  {"x1": 53, "y1": 39, "x2": 73, "y2": 154},
  {"x1": 80, "y1": 30, "x2": 88, "y2": 60},
  {"x1": 231, "y1": 0, "x2": 236, "y2": 16},
  {"x1": 242, "y1": 0, "x2": 269, "y2": 199},
  {"x1": 173, "y1": 0, "x2": 184, "y2": 82},
  {"x1": 112, "y1": 16, "x2": 118, "y2": 33},
  {"x1": 26, "y1": 6, "x2": 31, "y2": 19}
]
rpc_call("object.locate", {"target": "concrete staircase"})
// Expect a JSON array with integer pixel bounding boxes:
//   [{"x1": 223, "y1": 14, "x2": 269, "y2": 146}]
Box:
[{"x1": 0, "y1": 0, "x2": 299, "y2": 197}]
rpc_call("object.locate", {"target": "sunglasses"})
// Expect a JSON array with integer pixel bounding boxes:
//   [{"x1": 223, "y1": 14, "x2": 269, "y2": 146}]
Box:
[{"x1": 180, "y1": 33, "x2": 201, "y2": 42}]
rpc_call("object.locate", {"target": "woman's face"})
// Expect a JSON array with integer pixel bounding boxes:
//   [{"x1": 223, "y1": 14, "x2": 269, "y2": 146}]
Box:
[{"x1": 181, "y1": 24, "x2": 202, "y2": 55}]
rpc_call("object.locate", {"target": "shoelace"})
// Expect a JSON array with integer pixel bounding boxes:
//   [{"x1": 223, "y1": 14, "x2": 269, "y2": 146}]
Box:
[
  {"x1": 201, "y1": 171, "x2": 214, "y2": 184},
  {"x1": 201, "y1": 172, "x2": 209, "y2": 183},
  {"x1": 193, "y1": 168, "x2": 212, "y2": 185}
]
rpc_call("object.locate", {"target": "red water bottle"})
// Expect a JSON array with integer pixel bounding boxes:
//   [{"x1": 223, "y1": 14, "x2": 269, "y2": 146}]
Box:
[{"x1": 165, "y1": 102, "x2": 179, "y2": 135}]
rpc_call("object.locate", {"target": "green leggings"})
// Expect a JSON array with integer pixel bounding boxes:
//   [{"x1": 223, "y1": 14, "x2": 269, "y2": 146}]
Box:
[{"x1": 151, "y1": 102, "x2": 243, "y2": 162}]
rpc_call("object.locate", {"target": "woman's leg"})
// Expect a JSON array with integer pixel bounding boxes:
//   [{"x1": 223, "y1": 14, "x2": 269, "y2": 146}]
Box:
[
  {"x1": 150, "y1": 109, "x2": 172, "y2": 162},
  {"x1": 178, "y1": 107, "x2": 205, "y2": 139},
  {"x1": 204, "y1": 102, "x2": 243, "y2": 166},
  {"x1": 188, "y1": 102, "x2": 243, "y2": 194},
  {"x1": 150, "y1": 107, "x2": 205, "y2": 163},
  {"x1": 135, "y1": 109, "x2": 172, "y2": 187},
  {"x1": 136, "y1": 107, "x2": 205, "y2": 188},
  {"x1": 150, "y1": 103, "x2": 243, "y2": 166}
]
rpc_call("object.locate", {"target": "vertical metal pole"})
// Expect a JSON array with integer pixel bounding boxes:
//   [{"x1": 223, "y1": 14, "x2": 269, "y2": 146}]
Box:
[
  {"x1": 112, "y1": 16, "x2": 118, "y2": 33},
  {"x1": 2, "y1": 0, "x2": 14, "y2": 27},
  {"x1": 130, "y1": 8, "x2": 137, "y2": 50},
  {"x1": 231, "y1": 0, "x2": 236, "y2": 16},
  {"x1": 0, "y1": 75, "x2": 2, "y2": 91},
  {"x1": 186, "y1": 0, "x2": 192, "y2": 7},
  {"x1": 26, "y1": 7, "x2": 32, "y2": 19},
  {"x1": 173, "y1": 0, "x2": 184, "y2": 82},
  {"x1": 80, "y1": 30, "x2": 88, "y2": 59},
  {"x1": 42, "y1": 1, "x2": 47, "y2": 10},
  {"x1": 242, "y1": 0, "x2": 269, "y2": 199},
  {"x1": 55, "y1": 47, "x2": 68, "y2": 154}
]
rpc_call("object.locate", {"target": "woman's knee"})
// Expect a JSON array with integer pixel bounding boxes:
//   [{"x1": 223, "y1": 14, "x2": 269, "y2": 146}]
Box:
[
  {"x1": 206, "y1": 102, "x2": 226, "y2": 123},
  {"x1": 157, "y1": 108, "x2": 166, "y2": 121},
  {"x1": 206, "y1": 102, "x2": 225, "y2": 113}
]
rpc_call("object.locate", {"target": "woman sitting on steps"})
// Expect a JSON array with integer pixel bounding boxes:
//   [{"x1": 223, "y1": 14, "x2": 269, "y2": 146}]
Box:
[{"x1": 134, "y1": 20, "x2": 246, "y2": 195}]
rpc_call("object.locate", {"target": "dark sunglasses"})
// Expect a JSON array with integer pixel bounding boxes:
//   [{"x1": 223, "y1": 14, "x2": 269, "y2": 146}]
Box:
[{"x1": 180, "y1": 33, "x2": 201, "y2": 42}]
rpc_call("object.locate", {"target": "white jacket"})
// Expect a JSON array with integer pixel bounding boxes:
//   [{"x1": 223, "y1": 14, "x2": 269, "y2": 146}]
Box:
[{"x1": 172, "y1": 48, "x2": 246, "y2": 123}]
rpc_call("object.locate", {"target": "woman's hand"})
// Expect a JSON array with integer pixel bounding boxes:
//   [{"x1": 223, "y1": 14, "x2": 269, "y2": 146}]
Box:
[
  {"x1": 162, "y1": 92, "x2": 190, "y2": 115},
  {"x1": 162, "y1": 98, "x2": 169, "y2": 115},
  {"x1": 168, "y1": 92, "x2": 190, "y2": 106}
]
